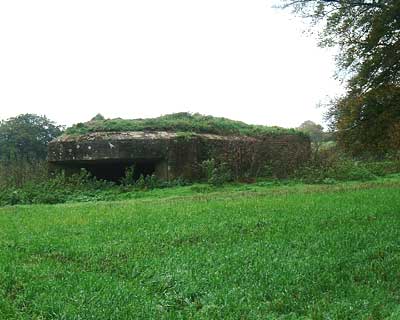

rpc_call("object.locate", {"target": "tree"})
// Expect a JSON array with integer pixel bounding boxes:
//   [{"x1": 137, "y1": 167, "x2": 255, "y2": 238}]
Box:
[
  {"x1": 90, "y1": 113, "x2": 105, "y2": 121},
  {"x1": 281, "y1": 0, "x2": 400, "y2": 156},
  {"x1": 297, "y1": 120, "x2": 333, "y2": 157},
  {"x1": 0, "y1": 114, "x2": 64, "y2": 161},
  {"x1": 298, "y1": 120, "x2": 324, "y2": 143},
  {"x1": 327, "y1": 85, "x2": 400, "y2": 156},
  {"x1": 280, "y1": 0, "x2": 400, "y2": 91}
]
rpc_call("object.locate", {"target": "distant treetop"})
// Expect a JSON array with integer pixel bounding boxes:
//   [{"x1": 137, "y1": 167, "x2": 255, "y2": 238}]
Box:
[
  {"x1": 65, "y1": 112, "x2": 304, "y2": 137},
  {"x1": 0, "y1": 114, "x2": 64, "y2": 161},
  {"x1": 90, "y1": 113, "x2": 105, "y2": 121}
]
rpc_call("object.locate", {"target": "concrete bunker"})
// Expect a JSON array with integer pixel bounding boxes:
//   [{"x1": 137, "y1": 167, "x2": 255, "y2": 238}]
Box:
[{"x1": 48, "y1": 130, "x2": 311, "y2": 181}]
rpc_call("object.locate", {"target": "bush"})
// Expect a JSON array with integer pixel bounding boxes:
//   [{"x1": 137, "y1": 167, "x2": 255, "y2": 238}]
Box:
[
  {"x1": 0, "y1": 168, "x2": 117, "y2": 206},
  {"x1": 363, "y1": 160, "x2": 400, "y2": 176},
  {"x1": 200, "y1": 159, "x2": 232, "y2": 186},
  {"x1": 119, "y1": 166, "x2": 181, "y2": 190},
  {"x1": 293, "y1": 149, "x2": 400, "y2": 184},
  {"x1": 0, "y1": 160, "x2": 48, "y2": 188},
  {"x1": 1, "y1": 150, "x2": 400, "y2": 207},
  {"x1": 120, "y1": 165, "x2": 136, "y2": 186}
]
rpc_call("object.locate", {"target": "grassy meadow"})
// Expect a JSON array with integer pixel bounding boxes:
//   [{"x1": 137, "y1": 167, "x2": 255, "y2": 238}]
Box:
[{"x1": 1, "y1": 177, "x2": 400, "y2": 319}]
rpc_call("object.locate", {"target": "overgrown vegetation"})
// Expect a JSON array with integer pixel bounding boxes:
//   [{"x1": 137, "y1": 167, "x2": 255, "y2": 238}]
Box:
[
  {"x1": 0, "y1": 160, "x2": 48, "y2": 189},
  {"x1": 291, "y1": 142, "x2": 400, "y2": 184},
  {"x1": 0, "y1": 164, "x2": 191, "y2": 206},
  {"x1": 64, "y1": 112, "x2": 303, "y2": 137},
  {"x1": 200, "y1": 159, "x2": 233, "y2": 186},
  {"x1": 294, "y1": 156, "x2": 400, "y2": 184},
  {"x1": 1, "y1": 153, "x2": 400, "y2": 206}
]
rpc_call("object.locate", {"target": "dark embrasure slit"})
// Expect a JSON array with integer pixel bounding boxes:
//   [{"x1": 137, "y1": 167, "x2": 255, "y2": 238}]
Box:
[{"x1": 76, "y1": 160, "x2": 159, "y2": 182}]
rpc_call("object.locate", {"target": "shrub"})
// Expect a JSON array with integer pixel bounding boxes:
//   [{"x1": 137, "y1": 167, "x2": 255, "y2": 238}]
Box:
[
  {"x1": 1, "y1": 149, "x2": 400, "y2": 207},
  {"x1": 293, "y1": 149, "x2": 400, "y2": 184},
  {"x1": 0, "y1": 160, "x2": 48, "y2": 188},
  {"x1": 120, "y1": 165, "x2": 136, "y2": 186},
  {"x1": 200, "y1": 159, "x2": 232, "y2": 186}
]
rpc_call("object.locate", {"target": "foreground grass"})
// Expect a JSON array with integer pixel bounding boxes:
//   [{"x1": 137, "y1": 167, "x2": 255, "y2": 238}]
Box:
[{"x1": 1, "y1": 179, "x2": 400, "y2": 319}]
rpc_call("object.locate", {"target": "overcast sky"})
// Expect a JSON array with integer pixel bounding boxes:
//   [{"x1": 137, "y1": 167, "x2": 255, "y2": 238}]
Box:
[{"x1": 0, "y1": 0, "x2": 342, "y2": 128}]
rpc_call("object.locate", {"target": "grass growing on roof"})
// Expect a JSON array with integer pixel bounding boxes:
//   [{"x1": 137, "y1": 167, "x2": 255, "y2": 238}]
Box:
[
  {"x1": 65, "y1": 112, "x2": 303, "y2": 136},
  {"x1": 1, "y1": 178, "x2": 400, "y2": 319}
]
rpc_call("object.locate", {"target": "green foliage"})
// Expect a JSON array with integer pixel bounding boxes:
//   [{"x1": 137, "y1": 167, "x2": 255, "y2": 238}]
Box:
[
  {"x1": 200, "y1": 159, "x2": 216, "y2": 182},
  {"x1": 1, "y1": 155, "x2": 400, "y2": 206},
  {"x1": 200, "y1": 159, "x2": 232, "y2": 186},
  {"x1": 65, "y1": 112, "x2": 302, "y2": 137},
  {"x1": 295, "y1": 159, "x2": 376, "y2": 184},
  {"x1": 0, "y1": 114, "x2": 63, "y2": 161},
  {"x1": 281, "y1": 0, "x2": 400, "y2": 92},
  {"x1": 297, "y1": 120, "x2": 325, "y2": 143},
  {"x1": 0, "y1": 165, "x2": 193, "y2": 206},
  {"x1": 90, "y1": 113, "x2": 105, "y2": 121},
  {"x1": 297, "y1": 120, "x2": 335, "y2": 159},
  {"x1": 1, "y1": 179, "x2": 400, "y2": 318},
  {"x1": 0, "y1": 169, "x2": 115, "y2": 206},
  {"x1": 0, "y1": 160, "x2": 49, "y2": 188},
  {"x1": 281, "y1": 0, "x2": 400, "y2": 156},
  {"x1": 293, "y1": 149, "x2": 400, "y2": 184},
  {"x1": 327, "y1": 85, "x2": 400, "y2": 156},
  {"x1": 119, "y1": 165, "x2": 187, "y2": 190},
  {"x1": 120, "y1": 165, "x2": 136, "y2": 186},
  {"x1": 175, "y1": 131, "x2": 197, "y2": 141}
]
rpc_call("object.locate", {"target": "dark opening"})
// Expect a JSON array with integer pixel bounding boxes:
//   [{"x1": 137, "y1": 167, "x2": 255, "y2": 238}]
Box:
[{"x1": 75, "y1": 160, "x2": 159, "y2": 182}]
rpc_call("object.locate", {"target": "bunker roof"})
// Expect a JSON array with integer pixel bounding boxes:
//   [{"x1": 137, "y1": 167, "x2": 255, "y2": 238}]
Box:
[{"x1": 64, "y1": 112, "x2": 304, "y2": 138}]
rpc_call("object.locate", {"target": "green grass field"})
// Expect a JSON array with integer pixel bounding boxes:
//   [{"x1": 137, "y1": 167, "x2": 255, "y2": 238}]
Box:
[{"x1": 1, "y1": 178, "x2": 400, "y2": 319}]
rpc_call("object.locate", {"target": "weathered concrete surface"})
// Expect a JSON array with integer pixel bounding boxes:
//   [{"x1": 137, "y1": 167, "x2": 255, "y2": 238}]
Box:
[{"x1": 48, "y1": 131, "x2": 311, "y2": 181}]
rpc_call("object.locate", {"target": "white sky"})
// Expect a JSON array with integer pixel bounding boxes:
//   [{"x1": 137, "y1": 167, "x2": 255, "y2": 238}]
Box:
[{"x1": 0, "y1": 0, "x2": 342, "y2": 129}]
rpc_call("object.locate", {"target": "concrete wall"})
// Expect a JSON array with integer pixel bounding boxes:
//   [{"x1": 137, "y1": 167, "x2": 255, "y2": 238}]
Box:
[{"x1": 48, "y1": 131, "x2": 311, "y2": 181}]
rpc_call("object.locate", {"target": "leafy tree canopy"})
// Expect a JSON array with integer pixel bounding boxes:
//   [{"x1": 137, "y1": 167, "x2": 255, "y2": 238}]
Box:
[
  {"x1": 281, "y1": 0, "x2": 400, "y2": 92},
  {"x1": 298, "y1": 120, "x2": 325, "y2": 143},
  {"x1": 90, "y1": 113, "x2": 105, "y2": 121},
  {"x1": 328, "y1": 84, "x2": 400, "y2": 155},
  {"x1": 281, "y1": 0, "x2": 400, "y2": 156},
  {"x1": 0, "y1": 114, "x2": 64, "y2": 161}
]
